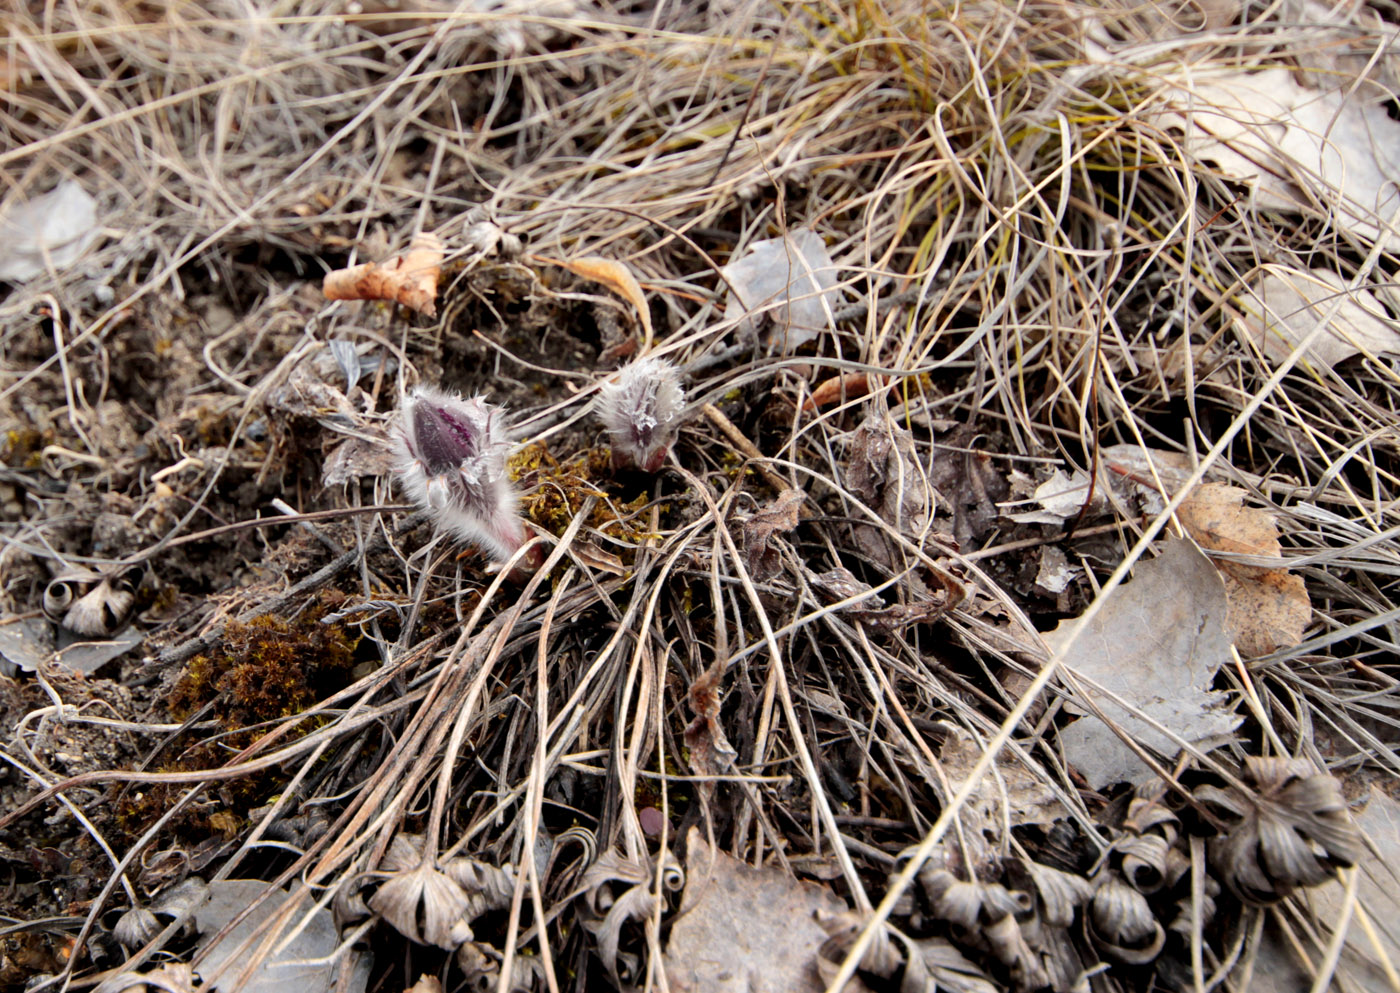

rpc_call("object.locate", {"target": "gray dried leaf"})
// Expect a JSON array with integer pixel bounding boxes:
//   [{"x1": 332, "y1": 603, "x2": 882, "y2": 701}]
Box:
[
  {"x1": 321, "y1": 433, "x2": 395, "y2": 487},
  {"x1": 932, "y1": 724, "x2": 1063, "y2": 876},
  {"x1": 808, "y1": 566, "x2": 882, "y2": 607},
  {"x1": 816, "y1": 910, "x2": 999, "y2": 993},
  {"x1": 150, "y1": 877, "x2": 210, "y2": 921},
  {"x1": 662, "y1": 827, "x2": 846, "y2": 993},
  {"x1": 1052, "y1": 538, "x2": 1242, "y2": 788},
  {"x1": 1303, "y1": 785, "x2": 1400, "y2": 981},
  {"x1": 190, "y1": 879, "x2": 342, "y2": 993},
  {"x1": 268, "y1": 365, "x2": 356, "y2": 421},
  {"x1": 63, "y1": 577, "x2": 135, "y2": 636},
  {"x1": 379, "y1": 832, "x2": 424, "y2": 872},
  {"x1": 0, "y1": 616, "x2": 54, "y2": 673},
  {"x1": 1022, "y1": 861, "x2": 1094, "y2": 929},
  {"x1": 55, "y1": 631, "x2": 143, "y2": 674},
  {"x1": 43, "y1": 569, "x2": 98, "y2": 619},
  {"x1": 1113, "y1": 833, "x2": 1171, "y2": 895},
  {"x1": 443, "y1": 857, "x2": 515, "y2": 920},
  {"x1": 846, "y1": 416, "x2": 933, "y2": 534},
  {"x1": 0, "y1": 180, "x2": 100, "y2": 282},
  {"x1": 982, "y1": 913, "x2": 1047, "y2": 990},
  {"x1": 113, "y1": 906, "x2": 160, "y2": 948},
  {"x1": 93, "y1": 963, "x2": 195, "y2": 993},
  {"x1": 721, "y1": 228, "x2": 842, "y2": 353},
  {"x1": 919, "y1": 869, "x2": 985, "y2": 930}
]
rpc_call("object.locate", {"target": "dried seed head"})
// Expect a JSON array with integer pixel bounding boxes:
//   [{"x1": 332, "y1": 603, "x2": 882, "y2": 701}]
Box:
[
  {"x1": 392, "y1": 387, "x2": 528, "y2": 562},
  {"x1": 596, "y1": 357, "x2": 685, "y2": 472}
]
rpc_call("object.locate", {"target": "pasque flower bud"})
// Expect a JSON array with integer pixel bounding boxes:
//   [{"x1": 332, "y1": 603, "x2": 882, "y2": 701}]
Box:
[
  {"x1": 392, "y1": 387, "x2": 530, "y2": 563},
  {"x1": 596, "y1": 357, "x2": 685, "y2": 471}
]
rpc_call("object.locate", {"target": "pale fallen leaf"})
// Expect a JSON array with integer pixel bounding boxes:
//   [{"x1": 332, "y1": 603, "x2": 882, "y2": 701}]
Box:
[
  {"x1": 570, "y1": 538, "x2": 627, "y2": 577},
  {"x1": 1237, "y1": 266, "x2": 1400, "y2": 369},
  {"x1": 1052, "y1": 537, "x2": 1241, "y2": 789},
  {"x1": 1152, "y1": 67, "x2": 1400, "y2": 248},
  {"x1": 191, "y1": 880, "x2": 343, "y2": 993},
  {"x1": 550, "y1": 255, "x2": 653, "y2": 346},
  {"x1": 1033, "y1": 545, "x2": 1080, "y2": 596},
  {"x1": 663, "y1": 827, "x2": 848, "y2": 992},
  {"x1": 1176, "y1": 483, "x2": 1310, "y2": 657},
  {"x1": 323, "y1": 234, "x2": 443, "y2": 316},
  {"x1": 1005, "y1": 468, "x2": 1108, "y2": 525},
  {"x1": 321, "y1": 433, "x2": 396, "y2": 488},
  {"x1": 0, "y1": 180, "x2": 100, "y2": 282},
  {"x1": 722, "y1": 228, "x2": 843, "y2": 353},
  {"x1": 936, "y1": 723, "x2": 1064, "y2": 877}
]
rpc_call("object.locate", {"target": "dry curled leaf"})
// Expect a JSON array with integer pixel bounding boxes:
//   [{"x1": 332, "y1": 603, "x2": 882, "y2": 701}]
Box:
[
  {"x1": 805, "y1": 372, "x2": 888, "y2": 411},
  {"x1": 1177, "y1": 483, "x2": 1310, "y2": 656},
  {"x1": 1198, "y1": 756, "x2": 1361, "y2": 904},
  {"x1": 323, "y1": 234, "x2": 443, "y2": 316},
  {"x1": 844, "y1": 415, "x2": 934, "y2": 575},
  {"x1": 550, "y1": 255, "x2": 653, "y2": 345},
  {"x1": 578, "y1": 848, "x2": 684, "y2": 987},
  {"x1": 1087, "y1": 873, "x2": 1164, "y2": 964},
  {"x1": 817, "y1": 908, "x2": 1000, "y2": 993},
  {"x1": 370, "y1": 860, "x2": 472, "y2": 949}
]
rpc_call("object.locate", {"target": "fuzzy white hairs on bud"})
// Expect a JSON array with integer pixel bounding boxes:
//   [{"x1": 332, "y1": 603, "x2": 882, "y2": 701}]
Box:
[
  {"x1": 596, "y1": 357, "x2": 685, "y2": 471},
  {"x1": 392, "y1": 386, "x2": 528, "y2": 561}
]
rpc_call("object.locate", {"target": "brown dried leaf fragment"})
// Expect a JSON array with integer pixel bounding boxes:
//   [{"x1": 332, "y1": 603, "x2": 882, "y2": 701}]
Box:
[
  {"x1": 1177, "y1": 483, "x2": 1310, "y2": 656},
  {"x1": 804, "y1": 372, "x2": 888, "y2": 411},
  {"x1": 323, "y1": 234, "x2": 443, "y2": 316},
  {"x1": 741, "y1": 488, "x2": 804, "y2": 581},
  {"x1": 844, "y1": 415, "x2": 934, "y2": 569},
  {"x1": 548, "y1": 255, "x2": 653, "y2": 346}
]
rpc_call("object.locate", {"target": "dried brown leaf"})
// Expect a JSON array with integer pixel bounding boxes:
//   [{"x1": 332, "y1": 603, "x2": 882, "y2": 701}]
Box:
[
  {"x1": 742, "y1": 488, "x2": 804, "y2": 581},
  {"x1": 550, "y1": 255, "x2": 653, "y2": 345},
  {"x1": 805, "y1": 372, "x2": 888, "y2": 411},
  {"x1": 1177, "y1": 483, "x2": 1310, "y2": 656},
  {"x1": 322, "y1": 234, "x2": 443, "y2": 316}
]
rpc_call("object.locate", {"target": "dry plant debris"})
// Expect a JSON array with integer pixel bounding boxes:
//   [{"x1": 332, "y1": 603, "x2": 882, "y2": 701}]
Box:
[
  {"x1": 322, "y1": 235, "x2": 444, "y2": 316},
  {"x1": 1175, "y1": 483, "x2": 1312, "y2": 657},
  {"x1": 662, "y1": 827, "x2": 848, "y2": 992},
  {"x1": 1, "y1": 0, "x2": 1398, "y2": 991},
  {"x1": 1049, "y1": 538, "x2": 1242, "y2": 790}
]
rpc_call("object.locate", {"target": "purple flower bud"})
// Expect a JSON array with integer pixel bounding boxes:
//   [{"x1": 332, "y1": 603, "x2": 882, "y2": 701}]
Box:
[
  {"x1": 392, "y1": 387, "x2": 529, "y2": 562},
  {"x1": 597, "y1": 357, "x2": 685, "y2": 472}
]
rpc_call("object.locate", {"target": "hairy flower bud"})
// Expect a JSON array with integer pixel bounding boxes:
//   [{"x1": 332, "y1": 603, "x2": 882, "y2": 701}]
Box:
[
  {"x1": 392, "y1": 387, "x2": 529, "y2": 562},
  {"x1": 596, "y1": 357, "x2": 685, "y2": 471}
]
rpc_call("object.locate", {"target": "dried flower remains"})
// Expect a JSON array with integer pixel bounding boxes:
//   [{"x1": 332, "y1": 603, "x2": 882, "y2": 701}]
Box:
[
  {"x1": 596, "y1": 356, "x2": 685, "y2": 471},
  {"x1": 392, "y1": 387, "x2": 532, "y2": 564}
]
